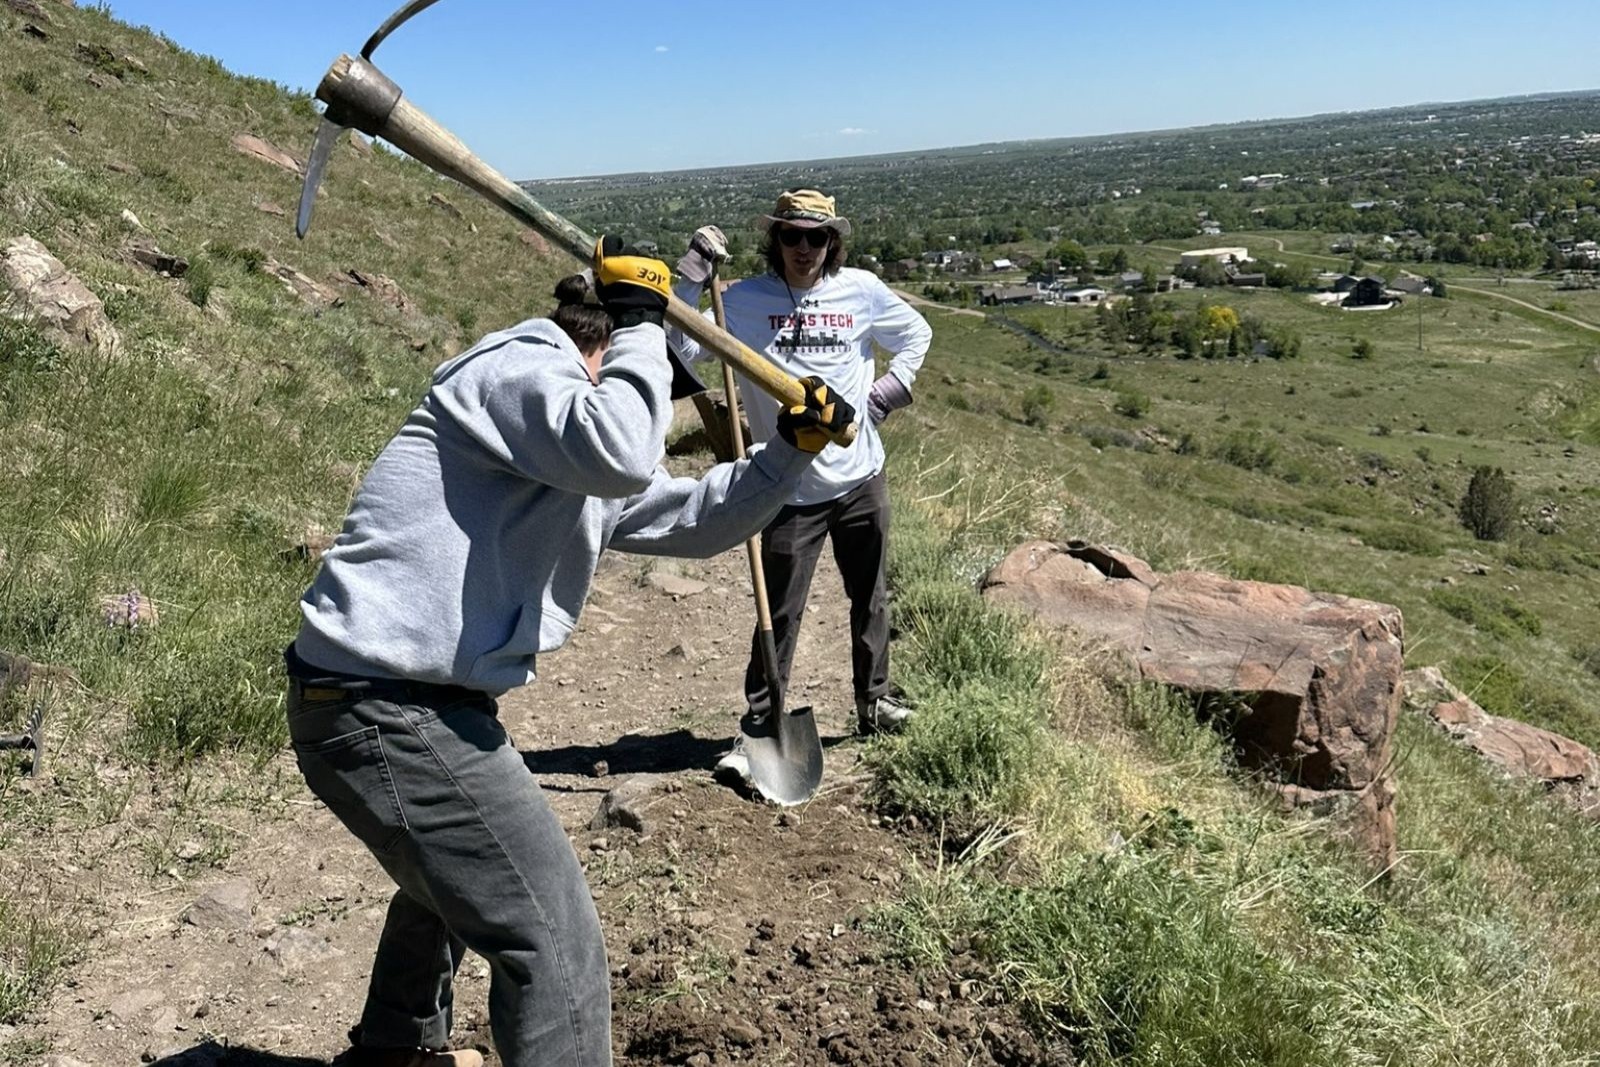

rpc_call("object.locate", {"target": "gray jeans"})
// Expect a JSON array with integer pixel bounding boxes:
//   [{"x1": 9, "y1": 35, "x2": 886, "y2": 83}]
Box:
[{"x1": 286, "y1": 679, "x2": 611, "y2": 1066}]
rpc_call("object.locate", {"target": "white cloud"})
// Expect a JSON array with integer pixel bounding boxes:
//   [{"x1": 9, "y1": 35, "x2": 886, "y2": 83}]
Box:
[
  {"x1": 654, "y1": 44, "x2": 669, "y2": 53},
  {"x1": 839, "y1": 127, "x2": 868, "y2": 136}
]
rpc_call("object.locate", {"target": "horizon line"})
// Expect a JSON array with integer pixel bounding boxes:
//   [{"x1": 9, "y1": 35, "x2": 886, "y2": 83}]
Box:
[{"x1": 518, "y1": 84, "x2": 1600, "y2": 185}]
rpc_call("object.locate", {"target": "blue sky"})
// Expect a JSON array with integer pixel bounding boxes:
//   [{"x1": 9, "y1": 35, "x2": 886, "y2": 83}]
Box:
[{"x1": 105, "y1": 1, "x2": 1600, "y2": 179}]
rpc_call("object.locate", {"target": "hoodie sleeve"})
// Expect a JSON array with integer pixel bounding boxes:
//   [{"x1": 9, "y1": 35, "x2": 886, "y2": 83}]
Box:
[
  {"x1": 869, "y1": 278, "x2": 933, "y2": 390},
  {"x1": 607, "y1": 439, "x2": 813, "y2": 558},
  {"x1": 450, "y1": 323, "x2": 674, "y2": 498}
]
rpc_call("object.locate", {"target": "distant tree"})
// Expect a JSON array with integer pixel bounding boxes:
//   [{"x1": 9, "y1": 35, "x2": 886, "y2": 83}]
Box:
[
  {"x1": 1351, "y1": 337, "x2": 1376, "y2": 360},
  {"x1": 1227, "y1": 327, "x2": 1241, "y2": 358},
  {"x1": 1426, "y1": 275, "x2": 1448, "y2": 298},
  {"x1": 1458, "y1": 465, "x2": 1516, "y2": 541},
  {"x1": 1050, "y1": 240, "x2": 1090, "y2": 271},
  {"x1": 1141, "y1": 265, "x2": 1159, "y2": 291},
  {"x1": 1098, "y1": 247, "x2": 1130, "y2": 273},
  {"x1": 1193, "y1": 257, "x2": 1227, "y2": 287},
  {"x1": 1200, "y1": 305, "x2": 1240, "y2": 340}
]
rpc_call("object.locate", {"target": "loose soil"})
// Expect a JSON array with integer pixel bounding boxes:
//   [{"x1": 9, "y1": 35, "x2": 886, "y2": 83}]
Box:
[{"x1": 15, "y1": 497, "x2": 1059, "y2": 1066}]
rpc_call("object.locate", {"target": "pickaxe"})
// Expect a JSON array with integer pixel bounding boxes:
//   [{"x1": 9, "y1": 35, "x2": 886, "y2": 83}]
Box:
[{"x1": 294, "y1": 0, "x2": 857, "y2": 447}]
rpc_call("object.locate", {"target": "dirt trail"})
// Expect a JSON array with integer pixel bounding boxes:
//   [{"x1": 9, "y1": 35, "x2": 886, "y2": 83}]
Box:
[
  {"x1": 21, "y1": 465, "x2": 1052, "y2": 1066},
  {"x1": 890, "y1": 288, "x2": 986, "y2": 319},
  {"x1": 1452, "y1": 284, "x2": 1600, "y2": 333}
]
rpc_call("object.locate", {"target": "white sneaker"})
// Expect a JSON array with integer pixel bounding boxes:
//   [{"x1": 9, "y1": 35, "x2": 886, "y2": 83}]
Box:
[
  {"x1": 857, "y1": 695, "x2": 913, "y2": 735},
  {"x1": 713, "y1": 734, "x2": 752, "y2": 786}
]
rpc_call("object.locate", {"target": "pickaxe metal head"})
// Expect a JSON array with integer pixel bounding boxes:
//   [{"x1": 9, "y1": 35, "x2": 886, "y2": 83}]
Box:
[{"x1": 295, "y1": 0, "x2": 442, "y2": 239}]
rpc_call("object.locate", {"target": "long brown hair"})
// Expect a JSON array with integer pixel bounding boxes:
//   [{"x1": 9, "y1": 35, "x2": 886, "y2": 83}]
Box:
[{"x1": 762, "y1": 227, "x2": 846, "y2": 280}]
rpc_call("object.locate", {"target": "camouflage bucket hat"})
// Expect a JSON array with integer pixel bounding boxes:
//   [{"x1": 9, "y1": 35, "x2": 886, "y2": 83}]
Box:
[{"x1": 758, "y1": 189, "x2": 852, "y2": 236}]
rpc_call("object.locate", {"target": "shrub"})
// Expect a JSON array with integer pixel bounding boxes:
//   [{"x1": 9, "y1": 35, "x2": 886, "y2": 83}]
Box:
[
  {"x1": 1020, "y1": 384, "x2": 1054, "y2": 427},
  {"x1": 185, "y1": 258, "x2": 215, "y2": 308},
  {"x1": 1113, "y1": 390, "x2": 1150, "y2": 418},
  {"x1": 1363, "y1": 523, "x2": 1443, "y2": 556},
  {"x1": 1351, "y1": 338, "x2": 1375, "y2": 360},
  {"x1": 1214, "y1": 430, "x2": 1277, "y2": 472},
  {"x1": 1458, "y1": 465, "x2": 1516, "y2": 541}
]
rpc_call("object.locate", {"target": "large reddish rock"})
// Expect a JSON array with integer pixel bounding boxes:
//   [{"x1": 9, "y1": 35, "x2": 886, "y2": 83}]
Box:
[
  {"x1": 984, "y1": 540, "x2": 1403, "y2": 790},
  {"x1": 1404, "y1": 667, "x2": 1598, "y2": 784},
  {"x1": 1, "y1": 235, "x2": 123, "y2": 356},
  {"x1": 983, "y1": 540, "x2": 1404, "y2": 866}
]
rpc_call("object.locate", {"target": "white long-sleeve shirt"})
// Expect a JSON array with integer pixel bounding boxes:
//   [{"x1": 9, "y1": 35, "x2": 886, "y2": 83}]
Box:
[{"x1": 671, "y1": 268, "x2": 932, "y2": 506}]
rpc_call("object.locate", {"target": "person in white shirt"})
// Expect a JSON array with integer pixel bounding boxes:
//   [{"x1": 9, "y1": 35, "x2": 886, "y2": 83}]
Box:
[{"x1": 670, "y1": 189, "x2": 933, "y2": 774}]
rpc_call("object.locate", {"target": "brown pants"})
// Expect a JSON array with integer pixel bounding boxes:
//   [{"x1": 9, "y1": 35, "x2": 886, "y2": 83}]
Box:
[{"x1": 744, "y1": 472, "x2": 890, "y2": 714}]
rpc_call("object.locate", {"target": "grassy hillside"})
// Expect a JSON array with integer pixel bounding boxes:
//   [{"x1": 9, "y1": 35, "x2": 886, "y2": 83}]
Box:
[
  {"x1": 0, "y1": 1, "x2": 569, "y2": 1035},
  {"x1": 5, "y1": 6, "x2": 1600, "y2": 1065}
]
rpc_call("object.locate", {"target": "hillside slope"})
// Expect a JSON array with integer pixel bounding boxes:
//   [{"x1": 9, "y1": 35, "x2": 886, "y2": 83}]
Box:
[{"x1": 6, "y1": 5, "x2": 1600, "y2": 1067}]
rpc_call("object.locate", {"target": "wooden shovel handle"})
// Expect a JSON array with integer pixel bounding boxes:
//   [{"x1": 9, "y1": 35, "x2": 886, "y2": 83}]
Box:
[{"x1": 316, "y1": 54, "x2": 858, "y2": 446}]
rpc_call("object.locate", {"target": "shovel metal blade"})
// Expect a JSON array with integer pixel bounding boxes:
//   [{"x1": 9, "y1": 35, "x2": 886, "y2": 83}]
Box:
[
  {"x1": 741, "y1": 705, "x2": 824, "y2": 807},
  {"x1": 296, "y1": 115, "x2": 344, "y2": 239}
]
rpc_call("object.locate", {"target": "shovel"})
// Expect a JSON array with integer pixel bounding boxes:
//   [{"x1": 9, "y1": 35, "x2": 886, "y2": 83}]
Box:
[{"x1": 708, "y1": 268, "x2": 824, "y2": 807}]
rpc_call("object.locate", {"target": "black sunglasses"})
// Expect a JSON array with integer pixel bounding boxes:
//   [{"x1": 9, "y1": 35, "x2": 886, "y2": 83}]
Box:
[{"x1": 776, "y1": 227, "x2": 831, "y2": 249}]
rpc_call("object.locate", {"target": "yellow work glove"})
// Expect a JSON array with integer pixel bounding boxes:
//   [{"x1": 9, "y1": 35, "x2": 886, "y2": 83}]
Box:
[
  {"x1": 592, "y1": 235, "x2": 671, "y2": 328},
  {"x1": 776, "y1": 376, "x2": 856, "y2": 453}
]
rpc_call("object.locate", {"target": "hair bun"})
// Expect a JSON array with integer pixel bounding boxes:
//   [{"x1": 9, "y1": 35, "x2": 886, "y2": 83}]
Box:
[{"x1": 553, "y1": 273, "x2": 595, "y2": 307}]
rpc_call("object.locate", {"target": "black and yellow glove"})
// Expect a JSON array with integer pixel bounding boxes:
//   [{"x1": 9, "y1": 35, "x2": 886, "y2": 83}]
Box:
[
  {"x1": 593, "y1": 235, "x2": 672, "y2": 328},
  {"x1": 776, "y1": 376, "x2": 856, "y2": 453}
]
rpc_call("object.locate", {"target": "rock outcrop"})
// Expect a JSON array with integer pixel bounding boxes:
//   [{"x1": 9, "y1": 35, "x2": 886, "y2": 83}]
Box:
[
  {"x1": 1, "y1": 235, "x2": 122, "y2": 356},
  {"x1": 982, "y1": 539, "x2": 1404, "y2": 867},
  {"x1": 1404, "y1": 666, "x2": 1600, "y2": 813},
  {"x1": 229, "y1": 133, "x2": 301, "y2": 176}
]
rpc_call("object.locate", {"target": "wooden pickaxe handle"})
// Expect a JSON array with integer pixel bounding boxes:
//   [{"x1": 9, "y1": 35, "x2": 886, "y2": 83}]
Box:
[{"x1": 316, "y1": 54, "x2": 857, "y2": 447}]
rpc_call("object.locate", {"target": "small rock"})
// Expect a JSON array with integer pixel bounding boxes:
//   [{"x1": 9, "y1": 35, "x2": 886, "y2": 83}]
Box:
[
  {"x1": 256, "y1": 201, "x2": 287, "y2": 217},
  {"x1": 591, "y1": 760, "x2": 609, "y2": 778},
  {"x1": 100, "y1": 589, "x2": 159, "y2": 629},
  {"x1": 664, "y1": 642, "x2": 696, "y2": 660},
  {"x1": 182, "y1": 879, "x2": 253, "y2": 930},
  {"x1": 589, "y1": 775, "x2": 653, "y2": 833},
  {"x1": 230, "y1": 133, "x2": 301, "y2": 176},
  {"x1": 264, "y1": 925, "x2": 342, "y2": 971},
  {"x1": 175, "y1": 840, "x2": 202, "y2": 861},
  {"x1": 590, "y1": 837, "x2": 609, "y2": 852},
  {"x1": 722, "y1": 1018, "x2": 761, "y2": 1046},
  {"x1": 119, "y1": 208, "x2": 143, "y2": 230},
  {"x1": 108, "y1": 986, "x2": 164, "y2": 1021},
  {"x1": 644, "y1": 571, "x2": 709, "y2": 598}
]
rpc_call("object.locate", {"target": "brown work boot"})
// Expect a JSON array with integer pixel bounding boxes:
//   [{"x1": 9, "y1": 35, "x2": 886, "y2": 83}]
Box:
[{"x1": 335, "y1": 1046, "x2": 484, "y2": 1067}]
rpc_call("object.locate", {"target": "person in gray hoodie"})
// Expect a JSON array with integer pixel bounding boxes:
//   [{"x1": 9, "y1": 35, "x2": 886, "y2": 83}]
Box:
[{"x1": 283, "y1": 238, "x2": 853, "y2": 1067}]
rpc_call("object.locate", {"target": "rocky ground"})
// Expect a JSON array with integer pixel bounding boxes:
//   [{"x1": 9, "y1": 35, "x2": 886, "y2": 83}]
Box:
[{"x1": 19, "y1": 539, "x2": 1059, "y2": 1066}]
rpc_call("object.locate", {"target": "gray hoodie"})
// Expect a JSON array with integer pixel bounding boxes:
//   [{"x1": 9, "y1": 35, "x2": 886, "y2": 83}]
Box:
[{"x1": 293, "y1": 317, "x2": 812, "y2": 695}]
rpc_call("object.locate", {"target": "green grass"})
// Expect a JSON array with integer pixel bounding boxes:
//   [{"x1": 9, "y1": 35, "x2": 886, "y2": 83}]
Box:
[
  {"x1": 870, "y1": 428, "x2": 1600, "y2": 1064},
  {"x1": 0, "y1": 4, "x2": 572, "y2": 1022}
]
